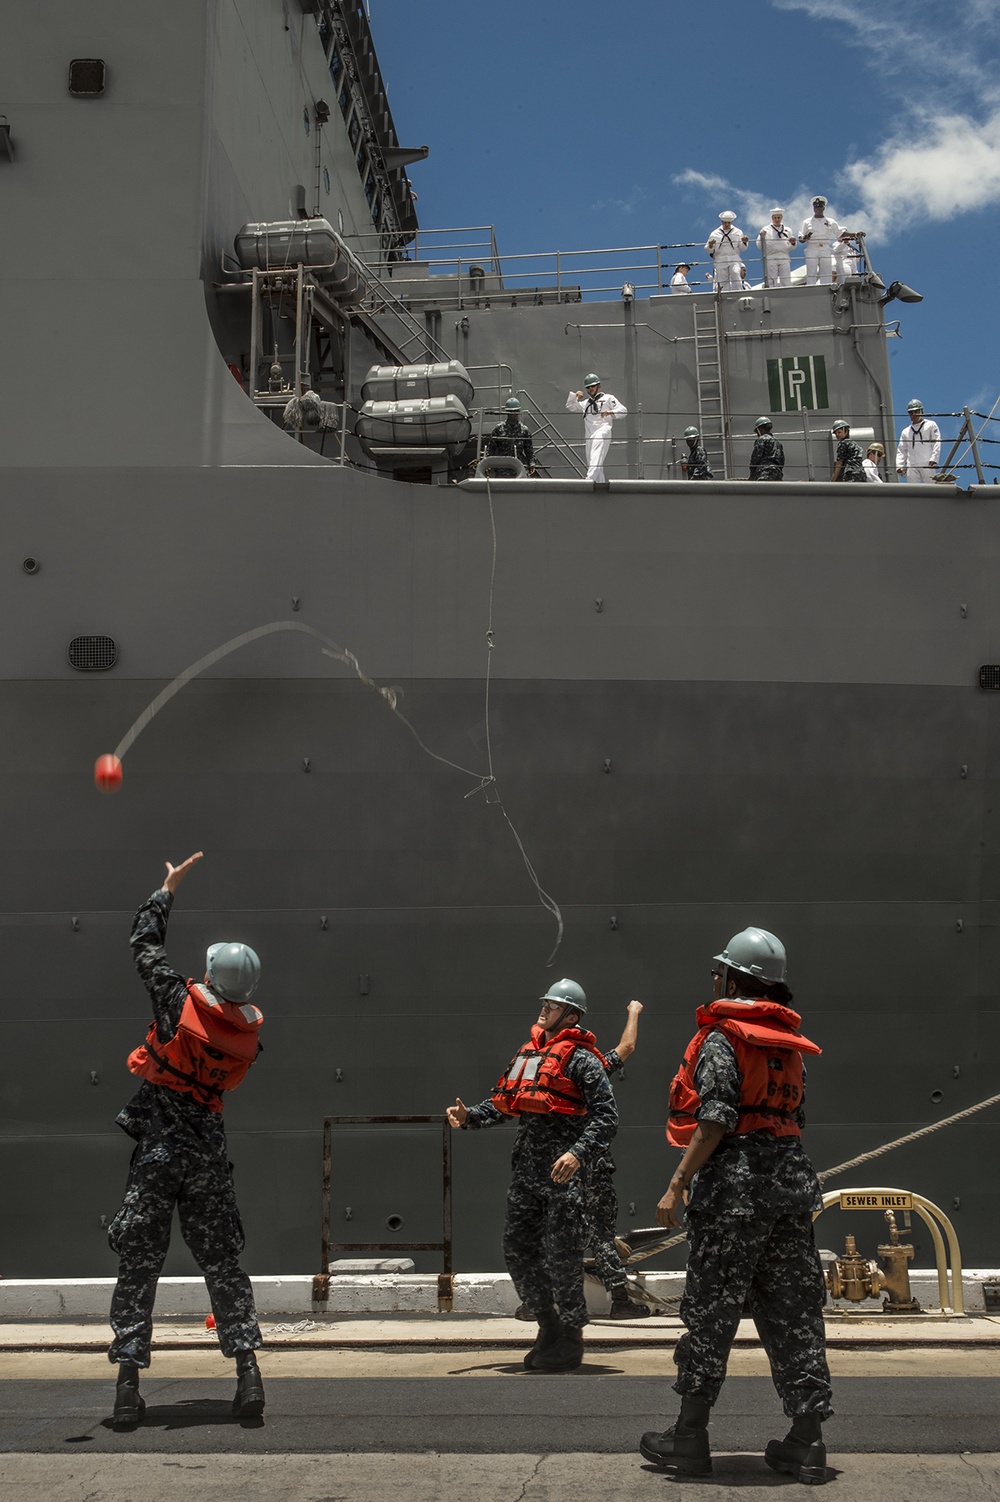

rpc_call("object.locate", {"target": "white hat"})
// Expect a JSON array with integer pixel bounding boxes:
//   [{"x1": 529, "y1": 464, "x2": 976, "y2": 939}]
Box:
[
  {"x1": 770, "y1": 207, "x2": 784, "y2": 216},
  {"x1": 812, "y1": 195, "x2": 827, "y2": 205},
  {"x1": 719, "y1": 210, "x2": 737, "y2": 222}
]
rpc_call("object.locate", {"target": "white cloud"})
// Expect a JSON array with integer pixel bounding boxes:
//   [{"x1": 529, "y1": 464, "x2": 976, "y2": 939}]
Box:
[
  {"x1": 845, "y1": 109, "x2": 1000, "y2": 233},
  {"x1": 672, "y1": 171, "x2": 860, "y2": 239},
  {"x1": 589, "y1": 185, "x2": 648, "y2": 216},
  {"x1": 772, "y1": 0, "x2": 998, "y2": 95},
  {"x1": 674, "y1": 2, "x2": 1000, "y2": 243}
]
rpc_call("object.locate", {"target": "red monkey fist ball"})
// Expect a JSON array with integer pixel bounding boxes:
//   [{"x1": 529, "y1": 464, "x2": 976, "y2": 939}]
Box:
[
  {"x1": 205, "y1": 1314, "x2": 216, "y2": 1330},
  {"x1": 94, "y1": 754, "x2": 123, "y2": 794}
]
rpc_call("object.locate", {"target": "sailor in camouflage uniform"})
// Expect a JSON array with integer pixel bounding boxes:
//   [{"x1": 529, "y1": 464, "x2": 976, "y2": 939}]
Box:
[
  {"x1": 682, "y1": 426, "x2": 713, "y2": 481},
  {"x1": 831, "y1": 420, "x2": 867, "y2": 482},
  {"x1": 640, "y1": 928, "x2": 832, "y2": 1484},
  {"x1": 586, "y1": 999, "x2": 649, "y2": 1317},
  {"x1": 484, "y1": 396, "x2": 536, "y2": 472},
  {"x1": 107, "y1": 853, "x2": 266, "y2": 1430},
  {"x1": 447, "y1": 978, "x2": 617, "y2": 1372},
  {"x1": 748, "y1": 417, "x2": 785, "y2": 480}
]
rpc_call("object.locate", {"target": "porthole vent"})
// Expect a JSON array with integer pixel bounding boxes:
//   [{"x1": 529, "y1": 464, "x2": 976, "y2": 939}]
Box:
[
  {"x1": 979, "y1": 666, "x2": 1000, "y2": 691},
  {"x1": 68, "y1": 635, "x2": 117, "y2": 671}
]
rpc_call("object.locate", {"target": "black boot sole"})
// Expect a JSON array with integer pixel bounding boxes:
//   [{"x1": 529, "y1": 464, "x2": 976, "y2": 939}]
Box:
[
  {"x1": 233, "y1": 1374, "x2": 266, "y2": 1420},
  {"x1": 764, "y1": 1441, "x2": 827, "y2": 1485},
  {"x1": 233, "y1": 1391, "x2": 265, "y2": 1419},
  {"x1": 638, "y1": 1436, "x2": 712, "y2": 1476},
  {"x1": 529, "y1": 1354, "x2": 584, "y2": 1373},
  {"x1": 112, "y1": 1393, "x2": 145, "y2": 1432}
]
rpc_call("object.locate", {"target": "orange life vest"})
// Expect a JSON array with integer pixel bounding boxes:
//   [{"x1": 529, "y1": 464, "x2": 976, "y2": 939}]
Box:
[
  {"x1": 127, "y1": 981, "x2": 263, "y2": 1113},
  {"x1": 492, "y1": 1025, "x2": 608, "y2": 1117},
  {"x1": 666, "y1": 998, "x2": 821, "y2": 1148}
]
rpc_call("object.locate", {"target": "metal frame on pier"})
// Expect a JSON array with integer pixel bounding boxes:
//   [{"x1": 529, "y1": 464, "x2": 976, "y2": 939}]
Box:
[{"x1": 315, "y1": 1114, "x2": 454, "y2": 1313}]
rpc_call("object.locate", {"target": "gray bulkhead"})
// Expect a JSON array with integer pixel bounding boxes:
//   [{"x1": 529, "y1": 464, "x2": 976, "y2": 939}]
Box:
[{"x1": 0, "y1": 1, "x2": 998, "y2": 1277}]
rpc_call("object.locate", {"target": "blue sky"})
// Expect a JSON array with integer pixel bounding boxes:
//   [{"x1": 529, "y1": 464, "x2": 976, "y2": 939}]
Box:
[{"x1": 369, "y1": 0, "x2": 1000, "y2": 457}]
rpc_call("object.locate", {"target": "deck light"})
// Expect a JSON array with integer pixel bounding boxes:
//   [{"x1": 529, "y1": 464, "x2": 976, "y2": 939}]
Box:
[{"x1": 880, "y1": 280, "x2": 923, "y2": 305}]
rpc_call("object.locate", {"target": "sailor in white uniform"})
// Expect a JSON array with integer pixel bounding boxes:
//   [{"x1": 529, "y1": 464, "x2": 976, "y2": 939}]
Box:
[
  {"x1": 566, "y1": 374, "x2": 627, "y2": 484},
  {"x1": 896, "y1": 400, "x2": 941, "y2": 483},
  {"x1": 670, "y1": 263, "x2": 693, "y2": 294},
  {"x1": 863, "y1": 441, "x2": 885, "y2": 483},
  {"x1": 705, "y1": 212, "x2": 749, "y2": 292},
  {"x1": 833, "y1": 230, "x2": 862, "y2": 282},
  {"x1": 798, "y1": 197, "x2": 841, "y2": 285},
  {"x1": 758, "y1": 209, "x2": 797, "y2": 288}
]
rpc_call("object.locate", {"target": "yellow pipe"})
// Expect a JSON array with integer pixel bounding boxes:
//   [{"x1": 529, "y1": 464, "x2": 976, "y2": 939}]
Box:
[
  {"x1": 911, "y1": 1193, "x2": 965, "y2": 1315},
  {"x1": 816, "y1": 1186, "x2": 964, "y2": 1317}
]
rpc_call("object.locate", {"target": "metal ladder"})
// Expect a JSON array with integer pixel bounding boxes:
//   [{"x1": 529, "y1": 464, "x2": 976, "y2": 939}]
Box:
[
  {"x1": 692, "y1": 296, "x2": 727, "y2": 478},
  {"x1": 335, "y1": 236, "x2": 454, "y2": 366},
  {"x1": 514, "y1": 389, "x2": 588, "y2": 477}
]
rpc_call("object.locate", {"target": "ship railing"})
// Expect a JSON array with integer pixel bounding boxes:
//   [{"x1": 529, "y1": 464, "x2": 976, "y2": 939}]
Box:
[
  {"x1": 461, "y1": 405, "x2": 982, "y2": 483},
  {"x1": 268, "y1": 395, "x2": 996, "y2": 481},
  {"x1": 344, "y1": 227, "x2": 876, "y2": 303},
  {"x1": 347, "y1": 224, "x2": 503, "y2": 280}
]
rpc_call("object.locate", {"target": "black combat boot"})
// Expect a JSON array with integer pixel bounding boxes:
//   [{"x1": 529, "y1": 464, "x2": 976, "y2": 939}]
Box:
[
  {"x1": 530, "y1": 1321, "x2": 584, "y2": 1373},
  {"x1": 764, "y1": 1412, "x2": 827, "y2": 1485},
  {"x1": 608, "y1": 1293, "x2": 651, "y2": 1319},
  {"x1": 522, "y1": 1307, "x2": 561, "y2": 1370},
  {"x1": 232, "y1": 1349, "x2": 265, "y2": 1419},
  {"x1": 112, "y1": 1361, "x2": 145, "y2": 1431},
  {"x1": 639, "y1": 1395, "x2": 713, "y2": 1476}
]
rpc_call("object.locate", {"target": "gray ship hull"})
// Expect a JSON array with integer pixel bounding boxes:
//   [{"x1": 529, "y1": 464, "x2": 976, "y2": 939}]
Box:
[{"x1": 2, "y1": 468, "x2": 997, "y2": 1274}]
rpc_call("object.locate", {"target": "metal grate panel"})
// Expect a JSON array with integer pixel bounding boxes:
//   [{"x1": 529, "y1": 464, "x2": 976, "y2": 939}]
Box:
[
  {"x1": 979, "y1": 666, "x2": 1000, "y2": 691},
  {"x1": 68, "y1": 635, "x2": 117, "y2": 671}
]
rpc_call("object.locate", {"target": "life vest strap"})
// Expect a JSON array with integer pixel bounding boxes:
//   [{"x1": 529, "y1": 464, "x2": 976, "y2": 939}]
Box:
[
  {"x1": 737, "y1": 1102, "x2": 797, "y2": 1120},
  {"x1": 142, "y1": 1040, "x2": 225, "y2": 1100}
]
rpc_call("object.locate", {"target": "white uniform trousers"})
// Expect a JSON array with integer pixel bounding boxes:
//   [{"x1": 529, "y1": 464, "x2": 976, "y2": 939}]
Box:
[
  {"x1": 899, "y1": 464, "x2": 937, "y2": 484},
  {"x1": 713, "y1": 257, "x2": 744, "y2": 292},
  {"x1": 764, "y1": 255, "x2": 793, "y2": 288},
  {"x1": 586, "y1": 424, "x2": 613, "y2": 483},
  {"x1": 804, "y1": 247, "x2": 834, "y2": 285}
]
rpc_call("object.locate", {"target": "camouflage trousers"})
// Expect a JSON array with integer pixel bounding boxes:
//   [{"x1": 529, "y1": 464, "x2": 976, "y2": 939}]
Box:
[
  {"x1": 107, "y1": 1133, "x2": 262, "y2": 1367},
  {"x1": 674, "y1": 1210, "x2": 833, "y2": 1417},
  {"x1": 503, "y1": 1163, "x2": 590, "y2": 1328},
  {"x1": 585, "y1": 1165, "x2": 629, "y2": 1296}
]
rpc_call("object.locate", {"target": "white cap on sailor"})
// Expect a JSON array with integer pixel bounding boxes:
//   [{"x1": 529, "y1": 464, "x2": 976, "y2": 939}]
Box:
[{"x1": 719, "y1": 210, "x2": 737, "y2": 222}]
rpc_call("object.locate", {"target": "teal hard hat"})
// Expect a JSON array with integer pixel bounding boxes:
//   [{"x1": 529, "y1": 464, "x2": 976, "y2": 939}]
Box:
[
  {"x1": 713, "y1": 928, "x2": 786, "y2": 985},
  {"x1": 754, "y1": 416, "x2": 772, "y2": 430},
  {"x1": 831, "y1": 418, "x2": 849, "y2": 430},
  {"x1": 539, "y1": 977, "x2": 587, "y2": 1015},
  {"x1": 584, "y1": 373, "x2": 600, "y2": 387},
  {"x1": 906, "y1": 398, "x2": 924, "y2": 412},
  {"x1": 683, "y1": 426, "x2": 700, "y2": 438},
  {"x1": 206, "y1": 941, "x2": 261, "y2": 1003},
  {"x1": 504, "y1": 397, "x2": 522, "y2": 412}
]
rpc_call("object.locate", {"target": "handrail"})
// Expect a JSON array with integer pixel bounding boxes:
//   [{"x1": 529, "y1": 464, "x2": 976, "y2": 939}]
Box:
[{"x1": 344, "y1": 225, "x2": 874, "y2": 301}]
